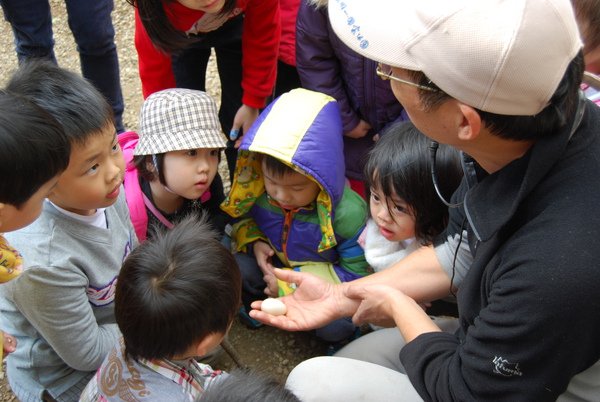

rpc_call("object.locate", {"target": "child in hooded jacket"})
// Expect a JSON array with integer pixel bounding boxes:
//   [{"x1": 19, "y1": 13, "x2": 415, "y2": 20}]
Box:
[{"x1": 222, "y1": 88, "x2": 369, "y2": 342}]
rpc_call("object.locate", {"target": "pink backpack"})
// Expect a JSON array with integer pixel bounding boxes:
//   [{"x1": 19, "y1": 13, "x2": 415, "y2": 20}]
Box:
[{"x1": 119, "y1": 131, "x2": 150, "y2": 242}]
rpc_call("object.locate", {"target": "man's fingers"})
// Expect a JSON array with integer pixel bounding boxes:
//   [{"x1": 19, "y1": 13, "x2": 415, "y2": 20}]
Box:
[{"x1": 344, "y1": 284, "x2": 366, "y2": 300}]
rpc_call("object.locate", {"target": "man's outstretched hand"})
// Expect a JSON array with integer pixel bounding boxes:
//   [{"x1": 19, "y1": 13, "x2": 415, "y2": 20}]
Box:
[{"x1": 249, "y1": 268, "x2": 359, "y2": 331}]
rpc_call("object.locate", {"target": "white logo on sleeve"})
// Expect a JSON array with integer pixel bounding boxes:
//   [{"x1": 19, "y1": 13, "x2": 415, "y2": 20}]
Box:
[
  {"x1": 87, "y1": 276, "x2": 118, "y2": 307},
  {"x1": 493, "y1": 356, "x2": 523, "y2": 377}
]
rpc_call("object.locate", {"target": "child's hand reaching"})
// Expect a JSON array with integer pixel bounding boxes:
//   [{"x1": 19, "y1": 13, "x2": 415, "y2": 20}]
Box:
[
  {"x1": 263, "y1": 274, "x2": 279, "y2": 297},
  {"x1": 344, "y1": 119, "x2": 372, "y2": 139},
  {"x1": 253, "y1": 241, "x2": 278, "y2": 295},
  {"x1": 1, "y1": 331, "x2": 17, "y2": 359},
  {"x1": 231, "y1": 104, "x2": 260, "y2": 148}
]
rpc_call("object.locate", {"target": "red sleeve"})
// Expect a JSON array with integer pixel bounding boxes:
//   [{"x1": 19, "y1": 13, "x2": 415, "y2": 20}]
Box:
[
  {"x1": 240, "y1": 0, "x2": 281, "y2": 108},
  {"x1": 134, "y1": 7, "x2": 176, "y2": 98}
]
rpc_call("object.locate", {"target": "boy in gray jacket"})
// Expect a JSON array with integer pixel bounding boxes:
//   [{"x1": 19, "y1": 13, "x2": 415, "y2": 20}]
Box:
[{"x1": 0, "y1": 61, "x2": 137, "y2": 402}]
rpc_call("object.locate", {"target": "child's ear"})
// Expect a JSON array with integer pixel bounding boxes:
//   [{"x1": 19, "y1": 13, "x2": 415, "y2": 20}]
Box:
[
  {"x1": 193, "y1": 332, "x2": 223, "y2": 357},
  {"x1": 146, "y1": 158, "x2": 156, "y2": 173}
]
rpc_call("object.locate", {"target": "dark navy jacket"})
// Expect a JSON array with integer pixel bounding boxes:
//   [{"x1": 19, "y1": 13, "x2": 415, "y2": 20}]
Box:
[{"x1": 402, "y1": 100, "x2": 600, "y2": 400}]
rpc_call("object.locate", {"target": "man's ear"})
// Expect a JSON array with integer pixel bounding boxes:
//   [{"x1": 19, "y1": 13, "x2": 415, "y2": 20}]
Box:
[{"x1": 457, "y1": 103, "x2": 482, "y2": 141}]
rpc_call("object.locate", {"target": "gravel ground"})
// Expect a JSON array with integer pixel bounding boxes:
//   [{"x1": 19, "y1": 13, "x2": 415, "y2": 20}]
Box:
[{"x1": 0, "y1": 1, "x2": 326, "y2": 399}]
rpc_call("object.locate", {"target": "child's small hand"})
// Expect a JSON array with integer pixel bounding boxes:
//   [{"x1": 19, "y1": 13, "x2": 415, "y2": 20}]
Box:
[
  {"x1": 263, "y1": 273, "x2": 279, "y2": 297},
  {"x1": 231, "y1": 105, "x2": 260, "y2": 148},
  {"x1": 344, "y1": 119, "x2": 372, "y2": 139},
  {"x1": 2, "y1": 331, "x2": 17, "y2": 357},
  {"x1": 253, "y1": 241, "x2": 275, "y2": 276}
]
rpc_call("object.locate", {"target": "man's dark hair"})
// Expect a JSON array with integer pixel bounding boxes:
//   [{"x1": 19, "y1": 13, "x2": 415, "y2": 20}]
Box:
[
  {"x1": 408, "y1": 52, "x2": 585, "y2": 141},
  {"x1": 261, "y1": 154, "x2": 297, "y2": 178},
  {"x1": 0, "y1": 90, "x2": 70, "y2": 207},
  {"x1": 365, "y1": 122, "x2": 462, "y2": 244},
  {"x1": 126, "y1": 0, "x2": 237, "y2": 54},
  {"x1": 198, "y1": 368, "x2": 300, "y2": 402},
  {"x1": 6, "y1": 60, "x2": 114, "y2": 146},
  {"x1": 115, "y1": 214, "x2": 241, "y2": 360}
]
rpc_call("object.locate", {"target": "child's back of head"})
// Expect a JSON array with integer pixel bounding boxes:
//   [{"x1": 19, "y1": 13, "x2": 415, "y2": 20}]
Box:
[
  {"x1": 198, "y1": 369, "x2": 300, "y2": 402},
  {"x1": 0, "y1": 89, "x2": 70, "y2": 213},
  {"x1": 5, "y1": 60, "x2": 115, "y2": 143},
  {"x1": 115, "y1": 214, "x2": 241, "y2": 361},
  {"x1": 365, "y1": 122, "x2": 463, "y2": 245}
]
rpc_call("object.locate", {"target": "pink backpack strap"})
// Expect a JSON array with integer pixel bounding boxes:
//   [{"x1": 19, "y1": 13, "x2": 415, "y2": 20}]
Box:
[{"x1": 118, "y1": 131, "x2": 148, "y2": 242}]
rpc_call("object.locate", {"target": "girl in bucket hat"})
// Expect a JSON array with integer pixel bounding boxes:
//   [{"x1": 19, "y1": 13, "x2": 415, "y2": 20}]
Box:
[{"x1": 119, "y1": 88, "x2": 230, "y2": 241}]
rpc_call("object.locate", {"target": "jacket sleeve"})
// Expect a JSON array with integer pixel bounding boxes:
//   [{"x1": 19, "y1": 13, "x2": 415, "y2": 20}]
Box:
[
  {"x1": 240, "y1": 0, "x2": 280, "y2": 108},
  {"x1": 12, "y1": 266, "x2": 120, "y2": 372},
  {"x1": 331, "y1": 187, "x2": 370, "y2": 281},
  {"x1": 333, "y1": 227, "x2": 370, "y2": 281},
  {"x1": 295, "y1": 2, "x2": 359, "y2": 134},
  {"x1": 231, "y1": 217, "x2": 268, "y2": 252},
  {"x1": 134, "y1": 7, "x2": 176, "y2": 98},
  {"x1": 400, "y1": 240, "x2": 600, "y2": 401}
]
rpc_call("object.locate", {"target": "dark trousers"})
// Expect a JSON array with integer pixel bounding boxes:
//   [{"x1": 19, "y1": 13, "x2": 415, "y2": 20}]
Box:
[
  {"x1": 171, "y1": 15, "x2": 244, "y2": 183},
  {"x1": 274, "y1": 60, "x2": 301, "y2": 98},
  {"x1": 0, "y1": 0, "x2": 125, "y2": 133}
]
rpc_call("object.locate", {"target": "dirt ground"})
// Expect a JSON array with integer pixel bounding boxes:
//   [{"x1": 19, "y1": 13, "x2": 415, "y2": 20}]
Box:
[{"x1": 0, "y1": 1, "x2": 327, "y2": 399}]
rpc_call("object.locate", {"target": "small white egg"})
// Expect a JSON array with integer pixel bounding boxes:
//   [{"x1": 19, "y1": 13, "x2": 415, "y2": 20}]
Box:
[{"x1": 261, "y1": 298, "x2": 287, "y2": 316}]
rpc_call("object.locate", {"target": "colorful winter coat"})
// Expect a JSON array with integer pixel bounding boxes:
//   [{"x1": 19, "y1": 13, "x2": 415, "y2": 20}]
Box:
[{"x1": 221, "y1": 89, "x2": 370, "y2": 291}]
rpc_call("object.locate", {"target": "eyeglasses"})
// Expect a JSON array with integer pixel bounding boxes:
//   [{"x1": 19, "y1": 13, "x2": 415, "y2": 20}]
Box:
[{"x1": 376, "y1": 63, "x2": 438, "y2": 92}]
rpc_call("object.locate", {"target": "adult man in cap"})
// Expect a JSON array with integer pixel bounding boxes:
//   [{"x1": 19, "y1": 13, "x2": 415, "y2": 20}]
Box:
[{"x1": 250, "y1": 0, "x2": 600, "y2": 400}]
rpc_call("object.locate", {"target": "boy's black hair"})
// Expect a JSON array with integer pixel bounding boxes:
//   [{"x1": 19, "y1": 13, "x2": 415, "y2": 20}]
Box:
[
  {"x1": 115, "y1": 214, "x2": 241, "y2": 361},
  {"x1": 198, "y1": 368, "x2": 300, "y2": 402},
  {"x1": 5, "y1": 60, "x2": 114, "y2": 146},
  {"x1": 408, "y1": 52, "x2": 585, "y2": 141},
  {"x1": 0, "y1": 90, "x2": 70, "y2": 207},
  {"x1": 127, "y1": 0, "x2": 237, "y2": 54},
  {"x1": 260, "y1": 154, "x2": 297, "y2": 178},
  {"x1": 365, "y1": 122, "x2": 463, "y2": 245}
]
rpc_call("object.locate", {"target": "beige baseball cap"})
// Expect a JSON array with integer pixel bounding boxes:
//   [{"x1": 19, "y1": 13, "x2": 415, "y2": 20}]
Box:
[{"x1": 329, "y1": 0, "x2": 582, "y2": 115}]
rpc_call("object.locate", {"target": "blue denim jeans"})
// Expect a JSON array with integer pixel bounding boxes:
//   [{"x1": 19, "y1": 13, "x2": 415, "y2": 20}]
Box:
[{"x1": 0, "y1": 0, "x2": 125, "y2": 133}]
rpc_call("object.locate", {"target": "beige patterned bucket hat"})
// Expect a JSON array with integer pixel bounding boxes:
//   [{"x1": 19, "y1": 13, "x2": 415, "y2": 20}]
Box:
[{"x1": 134, "y1": 88, "x2": 227, "y2": 155}]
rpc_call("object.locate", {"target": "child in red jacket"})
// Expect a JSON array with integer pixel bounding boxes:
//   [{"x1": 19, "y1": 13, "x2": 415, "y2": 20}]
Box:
[{"x1": 128, "y1": 0, "x2": 280, "y2": 181}]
